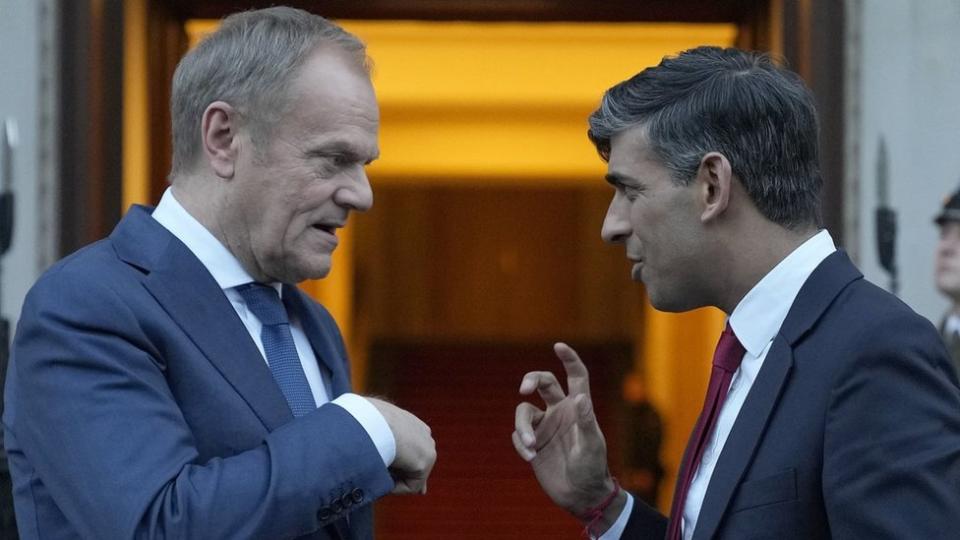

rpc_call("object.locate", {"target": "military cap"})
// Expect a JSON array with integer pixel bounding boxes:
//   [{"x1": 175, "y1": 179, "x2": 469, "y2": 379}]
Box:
[{"x1": 935, "y1": 184, "x2": 960, "y2": 225}]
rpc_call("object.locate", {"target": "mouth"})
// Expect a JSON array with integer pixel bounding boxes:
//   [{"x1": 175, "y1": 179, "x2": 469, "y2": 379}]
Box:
[
  {"x1": 310, "y1": 221, "x2": 344, "y2": 247},
  {"x1": 311, "y1": 221, "x2": 344, "y2": 235}
]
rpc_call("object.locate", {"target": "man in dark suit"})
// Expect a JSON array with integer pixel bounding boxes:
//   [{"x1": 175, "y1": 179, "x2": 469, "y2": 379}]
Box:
[
  {"x1": 934, "y1": 184, "x2": 960, "y2": 375},
  {"x1": 3, "y1": 7, "x2": 435, "y2": 539},
  {"x1": 513, "y1": 46, "x2": 960, "y2": 539}
]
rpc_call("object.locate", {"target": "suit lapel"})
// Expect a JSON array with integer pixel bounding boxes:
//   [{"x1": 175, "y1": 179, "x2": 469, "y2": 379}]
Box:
[
  {"x1": 691, "y1": 251, "x2": 862, "y2": 539},
  {"x1": 285, "y1": 286, "x2": 352, "y2": 538},
  {"x1": 113, "y1": 207, "x2": 294, "y2": 431},
  {"x1": 283, "y1": 285, "x2": 352, "y2": 397}
]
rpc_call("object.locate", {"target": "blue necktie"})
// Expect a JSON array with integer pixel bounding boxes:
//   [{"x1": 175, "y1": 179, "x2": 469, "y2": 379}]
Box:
[{"x1": 237, "y1": 283, "x2": 316, "y2": 417}]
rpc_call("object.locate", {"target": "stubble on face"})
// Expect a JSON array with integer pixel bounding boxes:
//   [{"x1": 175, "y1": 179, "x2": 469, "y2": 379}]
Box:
[{"x1": 606, "y1": 128, "x2": 709, "y2": 313}]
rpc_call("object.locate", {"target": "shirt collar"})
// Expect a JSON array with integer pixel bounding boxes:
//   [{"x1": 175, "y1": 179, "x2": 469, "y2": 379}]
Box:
[
  {"x1": 151, "y1": 187, "x2": 277, "y2": 293},
  {"x1": 729, "y1": 230, "x2": 836, "y2": 357},
  {"x1": 945, "y1": 314, "x2": 960, "y2": 336}
]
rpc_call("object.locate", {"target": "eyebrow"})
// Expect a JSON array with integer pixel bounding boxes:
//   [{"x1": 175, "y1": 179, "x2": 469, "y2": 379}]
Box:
[
  {"x1": 306, "y1": 141, "x2": 379, "y2": 163},
  {"x1": 605, "y1": 172, "x2": 639, "y2": 187}
]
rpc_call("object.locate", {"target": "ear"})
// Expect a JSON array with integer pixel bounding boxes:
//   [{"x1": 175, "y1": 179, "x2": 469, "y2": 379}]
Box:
[
  {"x1": 697, "y1": 151, "x2": 734, "y2": 223},
  {"x1": 200, "y1": 101, "x2": 241, "y2": 179}
]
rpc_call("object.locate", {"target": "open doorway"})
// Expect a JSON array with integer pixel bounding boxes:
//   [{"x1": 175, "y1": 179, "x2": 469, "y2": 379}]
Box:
[
  {"x1": 117, "y1": 3, "x2": 790, "y2": 536},
  {"x1": 353, "y1": 183, "x2": 641, "y2": 536}
]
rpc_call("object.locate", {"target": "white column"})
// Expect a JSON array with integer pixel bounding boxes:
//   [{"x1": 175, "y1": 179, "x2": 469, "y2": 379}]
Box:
[
  {"x1": 845, "y1": 0, "x2": 960, "y2": 323},
  {"x1": 0, "y1": 0, "x2": 60, "y2": 331}
]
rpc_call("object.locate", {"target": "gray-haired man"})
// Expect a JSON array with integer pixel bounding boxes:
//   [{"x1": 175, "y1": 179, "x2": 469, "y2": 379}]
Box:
[{"x1": 4, "y1": 7, "x2": 435, "y2": 539}]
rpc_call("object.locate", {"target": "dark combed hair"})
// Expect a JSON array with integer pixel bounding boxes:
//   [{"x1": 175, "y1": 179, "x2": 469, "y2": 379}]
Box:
[{"x1": 588, "y1": 46, "x2": 823, "y2": 229}]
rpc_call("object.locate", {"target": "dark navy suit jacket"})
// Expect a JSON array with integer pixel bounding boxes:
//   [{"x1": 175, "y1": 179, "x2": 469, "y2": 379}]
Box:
[
  {"x1": 624, "y1": 251, "x2": 960, "y2": 539},
  {"x1": 3, "y1": 206, "x2": 393, "y2": 539}
]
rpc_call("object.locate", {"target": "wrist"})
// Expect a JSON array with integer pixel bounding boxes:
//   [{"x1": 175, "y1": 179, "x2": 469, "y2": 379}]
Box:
[{"x1": 578, "y1": 478, "x2": 625, "y2": 538}]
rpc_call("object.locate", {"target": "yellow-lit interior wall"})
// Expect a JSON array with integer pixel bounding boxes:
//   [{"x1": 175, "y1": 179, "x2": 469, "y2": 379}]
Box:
[
  {"x1": 354, "y1": 22, "x2": 734, "y2": 182},
  {"x1": 127, "y1": 18, "x2": 734, "y2": 511},
  {"x1": 122, "y1": 0, "x2": 149, "y2": 211}
]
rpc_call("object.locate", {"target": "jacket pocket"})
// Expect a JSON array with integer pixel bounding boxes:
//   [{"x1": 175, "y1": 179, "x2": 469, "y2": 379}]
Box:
[{"x1": 729, "y1": 468, "x2": 798, "y2": 513}]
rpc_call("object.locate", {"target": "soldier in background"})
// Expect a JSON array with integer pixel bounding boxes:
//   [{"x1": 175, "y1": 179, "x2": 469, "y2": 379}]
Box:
[{"x1": 934, "y1": 184, "x2": 960, "y2": 375}]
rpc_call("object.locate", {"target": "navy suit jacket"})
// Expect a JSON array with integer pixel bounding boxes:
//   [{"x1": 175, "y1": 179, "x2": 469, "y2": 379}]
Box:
[
  {"x1": 623, "y1": 251, "x2": 960, "y2": 539},
  {"x1": 3, "y1": 206, "x2": 393, "y2": 539}
]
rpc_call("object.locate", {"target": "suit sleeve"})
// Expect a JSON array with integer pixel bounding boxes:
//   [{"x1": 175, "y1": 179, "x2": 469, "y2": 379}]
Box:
[
  {"x1": 620, "y1": 496, "x2": 668, "y2": 539},
  {"x1": 823, "y1": 315, "x2": 960, "y2": 538},
  {"x1": 6, "y1": 267, "x2": 394, "y2": 539}
]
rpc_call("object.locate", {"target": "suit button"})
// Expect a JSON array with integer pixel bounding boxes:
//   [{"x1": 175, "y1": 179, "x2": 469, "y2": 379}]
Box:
[
  {"x1": 331, "y1": 498, "x2": 344, "y2": 513},
  {"x1": 340, "y1": 494, "x2": 354, "y2": 508},
  {"x1": 318, "y1": 508, "x2": 333, "y2": 521},
  {"x1": 351, "y1": 488, "x2": 364, "y2": 504}
]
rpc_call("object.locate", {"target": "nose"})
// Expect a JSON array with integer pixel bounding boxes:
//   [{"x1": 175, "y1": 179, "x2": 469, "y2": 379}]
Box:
[
  {"x1": 939, "y1": 239, "x2": 957, "y2": 261},
  {"x1": 939, "y1": 238, "x2": 953, "y2": 255},
  {"x1": 601, "y1": 194, "x2": 631, "y2": 244},
  {"x1": 336, "y1": 168, "x2": 374, "y2": 212}
]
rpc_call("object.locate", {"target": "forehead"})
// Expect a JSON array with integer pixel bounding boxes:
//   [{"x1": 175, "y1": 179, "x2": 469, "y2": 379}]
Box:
[
  {"x1": 607, "y1": 124, "x2": 665, "y2": 175},
  {"x1": 281, "y1": 48, "x2": 379, "y2": 150}
]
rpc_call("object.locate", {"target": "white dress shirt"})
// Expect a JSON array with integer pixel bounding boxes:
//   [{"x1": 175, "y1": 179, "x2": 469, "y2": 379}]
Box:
[
  {"x1": 943, "y1": 313, "x2": 960, "y2": 338},
  {"x1": 151, "y1": 187, "x2": 395, "y2": 466},
  {"x1": 601, "y1": 230, "x2": 836, "y2": 540}
]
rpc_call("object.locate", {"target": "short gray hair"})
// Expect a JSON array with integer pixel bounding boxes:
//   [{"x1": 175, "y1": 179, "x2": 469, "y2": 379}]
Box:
[
  {"x1": 169, "y1": 7, "x2": 369, "y2": 178},
  {"x1": 588, "y1": 46, "x2": 822, "y2": 229}
]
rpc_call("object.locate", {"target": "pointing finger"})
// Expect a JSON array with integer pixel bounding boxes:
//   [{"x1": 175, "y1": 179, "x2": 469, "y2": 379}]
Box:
[{"x1": 554, "y1": 342, "x2": 591, "y2": 397}]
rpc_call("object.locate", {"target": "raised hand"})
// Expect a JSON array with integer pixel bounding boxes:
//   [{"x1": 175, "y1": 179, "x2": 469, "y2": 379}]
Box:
[
  {"x1": 512, "y1": 343, "x2": 619, "y2": 517},
  {"x1": 367, "y1": 397, "x2": 437, "y2": 494}
]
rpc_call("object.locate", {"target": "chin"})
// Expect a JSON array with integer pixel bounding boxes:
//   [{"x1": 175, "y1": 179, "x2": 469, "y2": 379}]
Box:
[
  {"x1": 646, "y1": 289, "x2": 674, "y2": 312},
  {"x1": 268, "y1": 261, "x2": 331, "y2": 284},
  {"x1": 941, "y1": 284, "x2": 960, "y2": 301},
  {"x1": 302, "y1": 260, "x2": 334, "y2": 282},
  {"x1": 647, "y1": 287, "x2": 700, "y2": 313},
  {"x1": 648, "y1": 297, "x2": 687, "y2": 313},
  {"x1": 290, "y1": 266, "x2": 332, "y2": 283}
]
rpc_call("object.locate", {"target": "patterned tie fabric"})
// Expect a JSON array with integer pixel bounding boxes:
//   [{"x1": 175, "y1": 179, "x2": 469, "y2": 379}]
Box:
[
  {"x1": 236, "y1": 283, "x2": 317, "y2": 417},
  {"x1": 667, "y1": 323, "x2": 746, "y2": 540}
]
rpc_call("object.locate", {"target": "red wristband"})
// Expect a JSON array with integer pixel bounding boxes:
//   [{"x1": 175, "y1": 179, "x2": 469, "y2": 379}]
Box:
[{"x1": 579, "y1": 478, "x2": 620, "y2": 539}]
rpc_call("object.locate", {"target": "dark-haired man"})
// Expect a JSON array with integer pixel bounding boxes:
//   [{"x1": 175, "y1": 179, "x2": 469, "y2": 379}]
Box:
[
  {"x1": 4, "y1": 7, "x2": 435, "y2": 539},
  {"x1": 514, "y1": 46, "x2": 960, "y2": 539}
]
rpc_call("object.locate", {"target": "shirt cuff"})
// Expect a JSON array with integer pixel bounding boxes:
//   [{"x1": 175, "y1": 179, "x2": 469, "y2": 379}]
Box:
[
  {"x1": 596, "y1": 492, "x2": 634, "y2": 540},
  {"x1": 331, "y1": 393, "x2": 397, "y2": 467}
]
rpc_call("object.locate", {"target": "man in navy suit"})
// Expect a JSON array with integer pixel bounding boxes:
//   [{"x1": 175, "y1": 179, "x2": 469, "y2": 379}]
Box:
[
  {"x1": 3, "y1": 7, "x2": 435, "y2": 539},
  {"x1": 513, "y1": 46, "x2": 960, "y2": 539}
]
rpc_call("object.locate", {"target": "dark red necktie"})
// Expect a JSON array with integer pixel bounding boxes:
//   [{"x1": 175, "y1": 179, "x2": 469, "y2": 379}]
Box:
[{"x1": 666, "y1": 323, "x2": 746, "y2": 540}]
